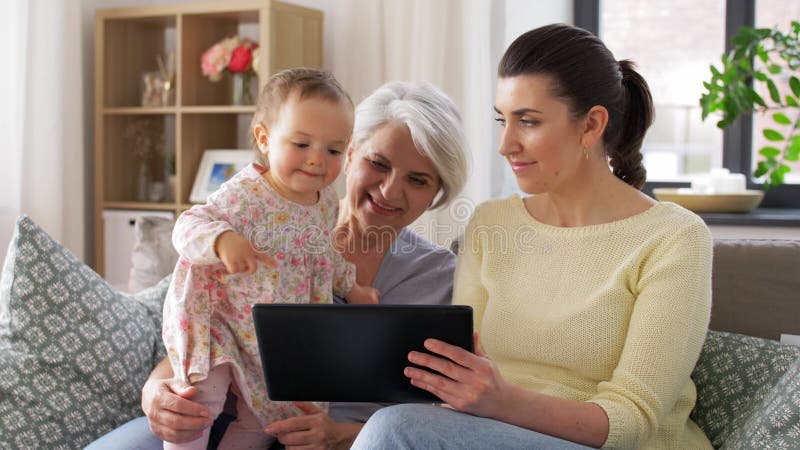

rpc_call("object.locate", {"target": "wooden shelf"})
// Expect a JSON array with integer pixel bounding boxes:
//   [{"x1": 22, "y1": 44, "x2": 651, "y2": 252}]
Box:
[
  {"x1": 104, "y1": 107, "x2": 178, "y2": 115},
  {"x1": 93, "y1": 0, "x2": 323, "y2": 275},
  {"x1": 181, "y1": 105, "x2": 258, "y2": 114},
  {"x1": 104, "y1": 202, "x2": 180, "y2": 211},
  {"x1": 104, "y1": 106, "x2": 257, "y2": 114}
]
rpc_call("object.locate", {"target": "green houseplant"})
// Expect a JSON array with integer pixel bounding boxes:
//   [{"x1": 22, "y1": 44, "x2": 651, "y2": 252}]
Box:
[{"x1": 700, "y1": 21, "x2": 800, "y2": 188}]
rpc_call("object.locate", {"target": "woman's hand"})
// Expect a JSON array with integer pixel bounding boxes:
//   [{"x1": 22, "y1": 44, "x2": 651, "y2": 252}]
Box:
[
  {"x1": 215, "y1": 230, "x2": 277, "y2": 274},
  {"x1": 264, "y1": 402, "x2": 362, "y2": 450},
  {"x1": 346, "y1": 283, "x2": 380, "y2": 304},
  {"x1": 404, "y1": 332, "x2": 511, "y2": 419},
  {"x1": 141, "y1": 363, "x2": 213, "y2": 443}
]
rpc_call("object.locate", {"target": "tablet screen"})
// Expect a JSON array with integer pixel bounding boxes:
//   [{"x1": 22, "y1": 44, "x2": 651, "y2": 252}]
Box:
[{"x1": 252, "y1": 304, "x2": 474, "y2": 403}]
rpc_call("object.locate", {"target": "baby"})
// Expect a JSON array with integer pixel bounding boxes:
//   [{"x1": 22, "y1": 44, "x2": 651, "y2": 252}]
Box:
[{"x1": 162, "y1": 68, "x2": 378, "y2": 449}]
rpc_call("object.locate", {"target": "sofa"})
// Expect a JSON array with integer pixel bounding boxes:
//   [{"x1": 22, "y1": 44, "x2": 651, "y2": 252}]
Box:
[{"x1": 0, "y1": 215, "x2": 798, "y2": 449}]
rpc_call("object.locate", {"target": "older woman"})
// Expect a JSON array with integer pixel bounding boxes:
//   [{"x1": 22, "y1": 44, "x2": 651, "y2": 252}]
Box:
[{"x1": 86, "y1": 80, "x2": 469, "y2": 449}]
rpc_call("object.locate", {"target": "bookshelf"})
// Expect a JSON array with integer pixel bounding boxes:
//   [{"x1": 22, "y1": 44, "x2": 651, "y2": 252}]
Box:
[{"x1": 93, "y1": 0, "x2": 322, "y2": 276}]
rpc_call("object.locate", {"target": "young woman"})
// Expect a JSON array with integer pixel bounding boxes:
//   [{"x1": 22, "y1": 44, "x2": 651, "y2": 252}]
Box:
[{"x1": 352, "y1": 23, "x2": 713, "y2": 450}]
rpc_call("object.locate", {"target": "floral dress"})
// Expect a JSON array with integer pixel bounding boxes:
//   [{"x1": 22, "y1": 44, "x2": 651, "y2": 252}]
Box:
[{"x1": 162, "y1": 163, "x2": 355, "y2": 424}]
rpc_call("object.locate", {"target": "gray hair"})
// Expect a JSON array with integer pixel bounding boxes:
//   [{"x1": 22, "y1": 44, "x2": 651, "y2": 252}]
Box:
[{"x1": 352, "y1": 81, "x2": 468, "y2": 209}]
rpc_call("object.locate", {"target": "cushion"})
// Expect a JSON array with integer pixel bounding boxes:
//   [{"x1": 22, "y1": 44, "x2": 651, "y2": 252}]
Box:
[
  {"x1": 711, "y1": 239, "x2": 800, "y2": 340},
  {"x1": 721, "y1": 357, "x2": 800, "y2": 450},
  {"x1": 690, "y1": 330, "x2": 800, "y2": 448},
  {"x1": 128, "y1": 215, "x2": 177, "y2": 293},
  {"x1": 0, "y1": 215, "x2": 170, "y2": 449}
]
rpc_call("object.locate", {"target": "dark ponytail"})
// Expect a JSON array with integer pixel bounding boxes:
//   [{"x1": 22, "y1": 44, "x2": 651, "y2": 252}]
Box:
[
  {"x1": 609, "y1": 60, "x2": 653, "y2": 189},
  {"x1": 499, "y1": 24, "x2": 654, "y2": 189}
]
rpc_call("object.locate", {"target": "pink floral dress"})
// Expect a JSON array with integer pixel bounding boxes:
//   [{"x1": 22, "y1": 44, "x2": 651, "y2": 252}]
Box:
[{"x1": 162, "y1": 163, "x2": 355, "y2": 424}]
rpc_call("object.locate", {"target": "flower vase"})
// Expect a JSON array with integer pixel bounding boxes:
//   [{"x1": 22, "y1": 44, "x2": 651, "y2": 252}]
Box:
[
  {"x1": 232, "y1": 72, "x2": 255, "y2": 105},
  {"x1": 167, "y1": 174, "x2": 177, "y2": 202},
  {"x1": 135, "y1": 163, "x2": 151, "y2": 202}
]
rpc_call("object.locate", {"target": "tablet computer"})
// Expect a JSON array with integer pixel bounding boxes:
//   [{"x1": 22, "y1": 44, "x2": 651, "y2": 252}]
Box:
[{"x1": 251, "y1": 304, "x2": 473, "y2": 403}]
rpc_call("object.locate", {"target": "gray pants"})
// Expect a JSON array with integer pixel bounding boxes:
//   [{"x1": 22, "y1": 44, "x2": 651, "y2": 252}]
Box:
[{"x1": 351, "y1": 404, "x2": 596, "y2": 450}]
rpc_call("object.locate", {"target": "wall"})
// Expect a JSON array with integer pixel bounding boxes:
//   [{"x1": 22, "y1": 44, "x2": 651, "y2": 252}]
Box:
[
  {"x1": 491, "y1": 0, "x2": 572, "y2": 198},
  {"x1": 0, "y1": 1, "x2": 25, "y2": 260}
]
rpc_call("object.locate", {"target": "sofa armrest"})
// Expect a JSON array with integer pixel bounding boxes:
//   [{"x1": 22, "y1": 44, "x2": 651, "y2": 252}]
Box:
[{"x1": 711, "y1": 239, "x2": 800, "y2": 340}]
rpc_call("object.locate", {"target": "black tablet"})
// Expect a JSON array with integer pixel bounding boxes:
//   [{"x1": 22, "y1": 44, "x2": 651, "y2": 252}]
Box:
[{"x1": 251, "y1": 303, "x2": 473, "y2": 403}]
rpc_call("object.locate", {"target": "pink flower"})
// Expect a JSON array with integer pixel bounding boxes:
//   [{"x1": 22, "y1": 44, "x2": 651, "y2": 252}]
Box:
[
  {"x1": 200, "y1": 43, "x2": 229, "y2": 81},
  {"x1": 200, "y1": 37, "x2": 259, "y2": 82}
]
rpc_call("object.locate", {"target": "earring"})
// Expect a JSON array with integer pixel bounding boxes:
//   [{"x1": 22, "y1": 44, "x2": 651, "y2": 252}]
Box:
[{"x1": 583, "y1": 146, "x2": 590, "y2": 160}]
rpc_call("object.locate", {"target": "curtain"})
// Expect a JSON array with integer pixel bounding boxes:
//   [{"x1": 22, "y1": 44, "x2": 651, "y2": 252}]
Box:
[
  {"x1": 0, "y1": 0, "x2": 84, "y2": 259},
  {"x1": 326, "y1": 0, "x2": 495, "y2": 246}
]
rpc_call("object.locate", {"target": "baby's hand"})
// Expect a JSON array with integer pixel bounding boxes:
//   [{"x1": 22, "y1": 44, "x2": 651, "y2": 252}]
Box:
[
  {"x1": 346, "y1": 284, "x2": 380, "y2": 304},
  {"x1": 214, "y1": 231, "x2": 277, "y2": 274}
]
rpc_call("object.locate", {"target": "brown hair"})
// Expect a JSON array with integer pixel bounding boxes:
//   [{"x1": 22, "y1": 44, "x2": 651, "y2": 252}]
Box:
[
  {"x1": 249, "y1": 67, "x2": 353, "y2": 165},
  {"x1": 498, "y1": 24, "x2": 653, "y2": 189}
]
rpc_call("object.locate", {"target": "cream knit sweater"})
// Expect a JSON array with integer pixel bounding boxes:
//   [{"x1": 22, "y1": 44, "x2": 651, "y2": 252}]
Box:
[{"x1": 453, "y1": 195, "x2": 713, "y2": 450}]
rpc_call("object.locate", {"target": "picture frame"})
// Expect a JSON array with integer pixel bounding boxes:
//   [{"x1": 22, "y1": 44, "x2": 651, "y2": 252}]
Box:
[{"x1": 190, "y1": 149, "x2": 254, "y2": 204}]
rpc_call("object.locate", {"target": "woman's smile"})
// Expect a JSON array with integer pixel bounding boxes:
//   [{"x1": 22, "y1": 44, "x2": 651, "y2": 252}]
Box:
[
  {"x1": 366, "y1": 193, "x2": 402, "y2": 215},
  {"x1": 510, "y1": 160, "x2": 536, "y2": 173}
]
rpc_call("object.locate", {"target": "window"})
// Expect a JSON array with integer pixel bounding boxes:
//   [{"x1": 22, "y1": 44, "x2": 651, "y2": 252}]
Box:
[
  {"x1": 600, "y1": 0, "x2": 725, "y2": 182},
  {"x1": 575, "y1": 0, "x2": 800, "y2": 208}
]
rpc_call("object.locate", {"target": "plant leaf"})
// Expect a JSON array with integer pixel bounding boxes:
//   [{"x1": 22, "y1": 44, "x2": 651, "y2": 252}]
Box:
[
  {"x1": 767, "y1": 79, "x2": 781, "y2": 103},
  {"x1": 738, "y1": 58, "x2": 752, "y2": 71},
  {"x1": 755, "y1": 71, "x2": 769, "y2": 82},
  {"x1": 763, "y1": 128, "x2": 785, "y2": 141},
  {"x1": 759, "y1": 146, "x2": 782, "y2": 158},
  {"x1": 773, "y1": 112, "x2": 792, "y2": 125},
  {"x1": 787, "y1": 95, "x2": 799, "y2": 107},
  {"x1": 757, "y1": 46, "x2": 769, "y2": 63},
  {"x1": 786, "y1": 136, "x2": 800, "y2": 162},
  {"x1": 746, "y1": 87, "x2": 766, "y2": 107},
  {"x1": 754, "y1": 160, "x2": 769, "y2": 177},
  {"x1": 768, "y1": 64, "x2": 782, "y2": 74},
  {"x1": 790, "y1": 76, "x2": 800, "y2": 97},
  {"x1": 785, "y1": 147, "x2": 799, "y2": 161},
  {"x1": 770, "y1": 169, "x2": 784, "y2": 186}
]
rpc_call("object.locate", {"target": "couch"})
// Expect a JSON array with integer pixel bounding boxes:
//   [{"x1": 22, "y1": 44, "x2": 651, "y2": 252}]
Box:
[{"x1": 0, "y1": 215, "x2": 798, "y2": 449}]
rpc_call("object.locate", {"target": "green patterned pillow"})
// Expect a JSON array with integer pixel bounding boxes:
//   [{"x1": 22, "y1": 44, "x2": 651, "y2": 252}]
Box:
[
  {"x1": 0, "y1": 215, "x2": 170, "y2": 449},
  {"x1": 691, "y1": 330, "x2": 800, "y2": 448},
  {"x1": 721, "y1": 357, "x2": 800, "y2": 450}
]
